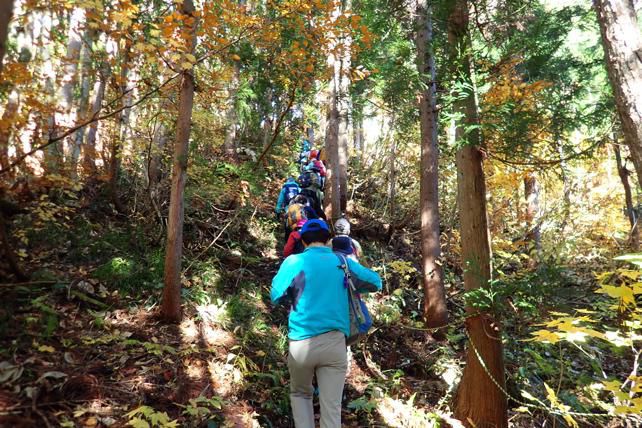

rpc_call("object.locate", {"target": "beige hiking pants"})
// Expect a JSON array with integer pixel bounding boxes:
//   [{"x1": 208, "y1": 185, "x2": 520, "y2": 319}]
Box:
[{"x1": 288, "y1": 330, "x2": 347, "y2": 428}]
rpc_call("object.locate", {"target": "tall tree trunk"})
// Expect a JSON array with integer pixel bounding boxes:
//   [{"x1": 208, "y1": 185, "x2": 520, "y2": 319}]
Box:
[
  {"x1": 449, "y1": 1, "x2": 507, "y2": 426},
  {"x1": 614, "y1": 143, "x2": 639, "y2": 250},
  {"x1": 336, "y1": 0, "x2": 351, "y2": 213},
  {"x1": 387, "y1": 132, "x2": 396, "y2": 240},
  {"x1": 37, "y1": 12, "x2": 62, "y2": 173},
  {"x1": 223, "y1": 61, "x2": 240, "y2": 162},
  {"x1": 523, "y1": 171, "x2": 541, "y2": 267},
  {"x1": 337, "y1": 30, "x2": 351, "y2": 214},
  {"x1": 325, "y1": 54, "x2": 341, "y2": 221},
  {"x1": 0, "y1": 0, "x2": 13, "y2": 75},
  {"x1": 556, "y1": 139, "x2": 572, "y2": 233},
  {"x1": 594, "y1": 0, "x2": 642, "y2": 187},
  {"x1": 71, "y1": 27, "x2": 96, "y2": 177},
  {"x1": 148, "y1": 123, "x2": 168, "y2": 186},
  {"x1": 0, "y1": 89, "x2": 19, "y2": 174},
  {"x1": 416, "y1": 0, "x2": 447, "y2": 329},
  {"x1": 109, "y1": 39, "x2": 131, "y2": 213},
  {"x1": 161, "y1": 0, "x2": 197, "y2": 323},
  {"x1": 84, "y1": 63, "x2": 109, "y2": 177},
  {"x1": 324, "y1": 0, "x2": 350, "y2": 221},
  {"x1": 60, "y1": 7, "x2": 84, "y2": 162},
  {"x1": 353, "y1": 108, "x2": 363, "y2": 153}
]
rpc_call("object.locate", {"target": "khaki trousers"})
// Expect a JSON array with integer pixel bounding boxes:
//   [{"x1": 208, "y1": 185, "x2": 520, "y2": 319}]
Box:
[{"x1": 288, "y1": 330, "x2": 347, "y2": 428}]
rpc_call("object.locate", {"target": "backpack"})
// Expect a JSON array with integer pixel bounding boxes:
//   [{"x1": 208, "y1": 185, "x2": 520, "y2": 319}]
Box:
[
  {"x1": 332, "y1": 236, "x2": 354, "y2": 255},
  {"x1": 303, "y1": 170, "x2": 321, "y2": 189},
  {"x1": 293, "y1": 237, "x2": 305, "y2": 255},
  {"x1": 283, "y1": 182, "x2": 299, "y2": 205},
  {"x1": 287, "y1": 203, "x2": 307, "y2": 230},
  {"x1": 298, "y1": 173, "x2": 311, "y2": 189},
  {"x1": 300, "y1": 188, "x2": 319, "y2": 206},
  {"x1": 335, "y1": 253, "x2": 372, "y2": 346}
]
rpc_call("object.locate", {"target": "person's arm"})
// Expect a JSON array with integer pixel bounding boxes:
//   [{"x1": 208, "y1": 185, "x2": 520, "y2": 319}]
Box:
[
  {"x1": 283, "y1": 232, "x2": 299, "y2": 257},
  {"x1": 351, "y1": 238, "x2": 362, "y2": 258},
  {"x1": 347, "y1": 258, "x2": 382, "y2": 293},
  {"x1": 271, "y1": 257, "x2": 297, "y2": 304}
]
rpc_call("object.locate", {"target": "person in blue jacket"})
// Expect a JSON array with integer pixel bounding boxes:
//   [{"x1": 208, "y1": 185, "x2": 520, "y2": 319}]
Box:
[
  {"x1": 271, "y1": 219, "x2": 382, "y2": 428},
  {"x1": 275, "y1": 176, "x2": 300, "y2": 216}
]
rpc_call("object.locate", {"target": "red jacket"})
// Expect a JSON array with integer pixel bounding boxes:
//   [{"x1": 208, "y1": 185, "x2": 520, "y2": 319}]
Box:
[{"x1": 283, "y1": 231, "x2": 302, "y2": 257}]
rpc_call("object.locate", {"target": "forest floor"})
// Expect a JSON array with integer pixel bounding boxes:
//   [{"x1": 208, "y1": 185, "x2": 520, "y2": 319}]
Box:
[{"x1": 0, "y1": 184, "x2": 635, "y2": 427}]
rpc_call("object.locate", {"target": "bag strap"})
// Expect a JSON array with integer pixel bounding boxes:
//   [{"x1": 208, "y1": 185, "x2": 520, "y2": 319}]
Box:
[{"x1": 334, "y1": 252, "x2": 356, "y2": 292}]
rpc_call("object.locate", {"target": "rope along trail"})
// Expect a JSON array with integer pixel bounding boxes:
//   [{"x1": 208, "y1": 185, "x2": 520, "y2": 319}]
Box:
[{"x1": 393, "y1": 315, "x2": 618, "y2": 420}]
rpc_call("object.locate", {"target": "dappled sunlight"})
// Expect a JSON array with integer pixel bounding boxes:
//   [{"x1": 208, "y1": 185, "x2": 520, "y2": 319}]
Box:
[
  {"x1": 179, "y1": 317, "x2": 199, "y2": 342},
  {"x1": 184, "y1": 359, "x2": 206, "y2": 379},
  {"x1": 207, "y1": 359, "x2": 244, "y2": 398},
  {"x1": 375, "y1": 395, "x2": 442, "y2": 428},
  {"x1": 196, "y1": 300, "x2": 231, "y2": 328}
]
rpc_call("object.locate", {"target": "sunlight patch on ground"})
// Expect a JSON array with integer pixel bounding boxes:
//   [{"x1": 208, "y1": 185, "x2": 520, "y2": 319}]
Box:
[
  {"x1": 196, "y1": 301, "x2": 231, "y2": 328},
  {"x1": 207, "y1": 359, "x2": 243, "y2": 398},
  {"x1": 184, "y1": 358, "x2": 205, "y2": 379},
  {"x1": 201, "y1": 324, "x2": 236, "y2": 349},
  {"x1": 179, "y1": 318, "x2": 199, "y2": 342},
  {"x1": 375, "y1": 395, "x2": 441, "y2": 428}
]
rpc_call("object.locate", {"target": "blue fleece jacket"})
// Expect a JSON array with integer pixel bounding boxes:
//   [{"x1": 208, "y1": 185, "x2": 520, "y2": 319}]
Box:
[{"x1": 271, "y1": 246, "x2": 382, "y2": 340}]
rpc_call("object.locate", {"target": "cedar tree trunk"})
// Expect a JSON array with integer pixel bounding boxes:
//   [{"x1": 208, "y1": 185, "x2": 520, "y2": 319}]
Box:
[
  {"x1": 594, "y1": 0, "x2": 642, "y2": 187},
  {"x1": 449, "y1": 1, "x2": 508, "y2": 426},
  {"x1": 416, "y1": 0, "x2": 447, "y2": 329}
]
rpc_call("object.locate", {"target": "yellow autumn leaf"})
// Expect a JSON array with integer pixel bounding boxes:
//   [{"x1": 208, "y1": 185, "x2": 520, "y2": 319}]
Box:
[
  {"x1": 597, "y1": 285, "x2": 635, "y2": 306},
  {"x1": 184, "y1": 53, "x2": 197, "y2": 63},
  {"x1": 38, "y1": 345, "x2": 55, "y2": 353},
  {"x1": 231, "y1": 54, "x2": 241, "y2": 61},
  {"x1": 562, "y1": 414, "x2": 579, "y2": 428},
  {"x1": 528, "y1": 329, "x2": 561, "y2": 344},
  {"x1": 180, "y1": 62, "x2": 193, "y2": 70},
  {"x1": 619, "y1": 270, "x2": 640, "y2": 280}
]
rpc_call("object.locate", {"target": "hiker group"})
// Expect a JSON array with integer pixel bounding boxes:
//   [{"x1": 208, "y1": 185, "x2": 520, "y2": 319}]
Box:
[
  {"x1": 270, "y1": 137, "x2": 381, "y2": 428},
  {"x1": 275, "y1": 140, "x2": 361, "y2": 259}
]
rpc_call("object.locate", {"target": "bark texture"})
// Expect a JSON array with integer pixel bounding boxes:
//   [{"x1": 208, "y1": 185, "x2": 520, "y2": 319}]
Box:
[
  {"x1": 0, "y1": 89, "x2": 19, "y2": 173},
  {"x1": 324, "y1": 35, "x2": 341, "y2": 221},
  {"x1": 594, "y1": 0, "x2": 642, "y2": 187},
  {"x1": 71, "y1": 27, "x2": 96, "y2": 176},
  {"x1": 416, "y1": 0, "x2": 447, "y2": 329},
  {"x1": 84, "y1": 63, "x2": 109, "y2": 176},
  {"x1": 449, "y1": 1, "x2": 507, "y2": 426},
  {"x1": 324, "y1": 0, "x2": 350, "y2": 220},
  {"x1": 109, "y1": 39, "x2": 132, "y2": 213},
  {"x1": 0, "y1": 0, "x2": 13, "y2": 75},
  {"x1": 615, "y1": 143, "x2": 639, "y2": 249},
  {"x1": 223, "y1": 61, "x2": 240, "y2": 161},
  {"x1": 161, "y1": 0, "x2": 198, "y2": 323},
  {"x1": 60, "y1": 7, "x2": 84, "y2": 159},
  {"x1": 523, "y1": 171, "x2": 541, "y2": 267}
]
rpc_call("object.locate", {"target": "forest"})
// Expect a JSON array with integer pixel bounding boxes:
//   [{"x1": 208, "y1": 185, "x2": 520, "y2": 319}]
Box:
[{"x1": 0, "y1": 0, "x2": 642, "y2": 426}]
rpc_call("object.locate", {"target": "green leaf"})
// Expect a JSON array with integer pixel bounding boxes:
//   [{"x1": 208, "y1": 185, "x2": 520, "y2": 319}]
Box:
[{"x1": 128, "y1": 418, "x2": 150, "y2": 428}]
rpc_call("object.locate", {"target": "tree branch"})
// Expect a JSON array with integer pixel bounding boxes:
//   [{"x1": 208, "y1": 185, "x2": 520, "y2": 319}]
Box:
[
  {"x1": 256, "y1": 85, "x2": 298, "y2": 165},
  {"x1": 487, "y1": 139, "x2": 604, "y2": 167},
  {"x1": 0, "y1": 20, "x2": 274, "y2": 176}
]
